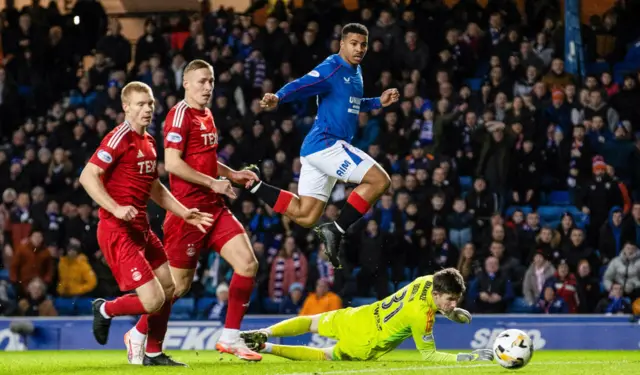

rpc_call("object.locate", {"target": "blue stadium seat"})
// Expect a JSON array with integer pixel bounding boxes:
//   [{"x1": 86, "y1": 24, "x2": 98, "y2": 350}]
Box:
[
  {"x1": 459, "y1": 176, "x2": 473, "y2": 192},
  {"x1": 505, "y1": 205, "x2": 533, "y2": 218},
  {"x1": 549, "y1": 190, "x2": 571, "y2": 206},
  {"x1": 507, "y1": 297, "x2": 535, "y2": 313},
  {"x1": 585, "y1": 61, "x2": 610, "y2": 75},
  {"x1": 465, "y1": 78, "x2": 482, "y2": 91},
  {"x1": 170, "y1": 298, "x2": 195, "y2": 320},
  {"x1": 75, "y1": 298, "x2": 93, "y2": 315},
  {"x1": 352, "y1": 267, "x2": 362, "y2": 278},
  {"x1": 0, "y1": 269, "x2": 9, "y2": 281},
  {"x1": 545, "y1": 220, "x2": 560, "y2": 230},
  {"x1": 262, "y1": 298, "x2": 280, "y2": 314},
  {"x1": 352, "y1": 297, "x2": 376, "y2": 307},
  {"x1": 397, "y1": 281, "x2": 411, "y2": 291},
  {"x1": 54, "y1": 298, "x2": 76, "y2": 316},
  {"x1": 537, "y1": 206, "x2": 564, "y2": 222},
  {"x1": 473, "y1": 61, "x2": 490, "y2": 78},
  {"x1": 196, "y1": 297, "x2": 216, "y2": 319},
  {"x1": 388, "y1": 281, "x2": 395, "y2": 293}
]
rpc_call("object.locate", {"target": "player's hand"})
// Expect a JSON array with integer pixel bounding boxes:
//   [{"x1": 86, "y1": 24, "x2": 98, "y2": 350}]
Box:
[
  {"x1": 209, "y1": 179, "x2": 237, "y2": 199},
  {"x1": 380, "y1": 89, "x2": 400, "y2": 107},
  {"x1": 231, "y1": 169, "x2": 260, "y2": 189},
  {"x1": 446, "y1": 307, "x2": 472, "y2": 324},
  {"x1": 113, "y1": 205, "x2": 138, "y2": 221},
  {"x1": 182, "y1": 208, "x2": 214, "y2": 233},
  {"x1": 456, "y1": 349, "x2": 494, "y2": 362},
  {"x1": 260, "y1": 93, "x2": 279, "y2": 109}
]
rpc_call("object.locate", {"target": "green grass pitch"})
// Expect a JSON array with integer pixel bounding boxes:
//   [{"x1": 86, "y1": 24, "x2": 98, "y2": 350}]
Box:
[{"x1": 1, "y1": 350, "x2": 639, "y2": 375}]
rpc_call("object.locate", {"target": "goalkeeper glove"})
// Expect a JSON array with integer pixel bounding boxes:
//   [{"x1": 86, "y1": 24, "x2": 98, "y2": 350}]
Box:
[
  {"x1": 456, "y1": 349, "x2": 494, "y2": 362},
  {"x1": 446, "y1": 307, "x2": 472, "y2": 324}
]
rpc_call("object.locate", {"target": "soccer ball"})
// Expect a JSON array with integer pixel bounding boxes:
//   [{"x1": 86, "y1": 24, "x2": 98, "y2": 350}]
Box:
[{"x1": 492, "y1": 329, "x2": 534, "y2": 370}]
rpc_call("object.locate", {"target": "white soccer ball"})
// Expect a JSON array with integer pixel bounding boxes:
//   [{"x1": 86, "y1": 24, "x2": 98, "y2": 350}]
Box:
[{"x1": 492, "y1": 329, "x2": 534, "y2": 370}]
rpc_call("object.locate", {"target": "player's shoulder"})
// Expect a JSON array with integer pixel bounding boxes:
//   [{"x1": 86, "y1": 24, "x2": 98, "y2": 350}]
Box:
[
  {"x1": 166, "y1": 100, "x2": 191, "y2": 122},
  {"x1": 309, "y1": 54, "x2": 342, "y2": 77},
  {"x1": 103, "y1": 122, "x2": 133, "y2": 148}
]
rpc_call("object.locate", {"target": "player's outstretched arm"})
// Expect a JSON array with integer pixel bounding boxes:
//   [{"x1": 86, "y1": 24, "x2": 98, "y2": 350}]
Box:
[
  {"x1": 360, "y1": 89, "x2": 400, "y2": 112},
  {"x1": 164, "y1": 148, "x2": 237, "y2": 198},
  {"x1": 149, "y1": 179, "x2": 213, "y2": 233},
  {"x1": 79, "y1": 163, "x2": 137, "y2": 220},
  {"x1": 262, "y1": 64, "x2": 335, "y2": 109}
]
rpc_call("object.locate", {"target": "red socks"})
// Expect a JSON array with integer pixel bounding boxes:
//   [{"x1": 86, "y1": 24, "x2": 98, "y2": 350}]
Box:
[
  {"x1": 273, "y1": 190, "x2": 295, "y2": 214},
  {"x1": 104, "y1": 294, "x2": 147, "y2": 317},
  {"x1": 145, "y1": 299, "x2": 174, "y2": 353},
  {"x1": 225, "y1": 273, "x2": 255, "y2": 329}
]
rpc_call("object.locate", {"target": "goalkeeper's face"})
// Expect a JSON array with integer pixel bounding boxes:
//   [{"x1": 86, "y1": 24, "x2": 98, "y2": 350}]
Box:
[
  {"x1": 340, "y1": 33, "x2": 368, "y2": 65},
  {"x1": 433, "y1": 292, "x2": 460, "y2": 314}
]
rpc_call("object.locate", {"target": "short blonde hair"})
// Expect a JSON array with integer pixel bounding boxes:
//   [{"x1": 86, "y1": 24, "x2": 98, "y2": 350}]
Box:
[
  {"x1": 183, "y1": 59, "x2": 213, "y2": 77},
  {"x1": 121, "y1": 81, "x2": 153, "y2": 103}
]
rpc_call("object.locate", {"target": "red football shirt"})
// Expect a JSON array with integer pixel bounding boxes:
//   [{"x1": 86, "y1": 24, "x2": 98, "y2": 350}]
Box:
[
  {"x1": 164, "y1": 100, "x2": 221, "y2": 207},
  {"x1": 88, "y1": 121, "x2": 158, "y2": 232}
]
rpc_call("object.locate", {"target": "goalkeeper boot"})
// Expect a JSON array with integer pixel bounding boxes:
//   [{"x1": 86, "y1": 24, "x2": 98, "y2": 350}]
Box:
[
  {"x1": 91, "y1": 299, "x2": 112, "y2": 345},
  {"x1": 240, "y1": 330, "x2": 270, "y2": 351},
  {"x1": 314, "y1": 223, "x2": 343, "y2": 268},
  {"x1": 143, "y1": 353, "x2": 187, "y2": 367},
  {"x1": 230, "y1": 164, "x2": 261, "y2": 189}
]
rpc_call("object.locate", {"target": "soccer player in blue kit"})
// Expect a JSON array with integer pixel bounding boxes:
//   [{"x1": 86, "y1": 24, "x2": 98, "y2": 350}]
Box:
[{"x1": 246, "y1": 23, "x2": 400, "y2": 268}]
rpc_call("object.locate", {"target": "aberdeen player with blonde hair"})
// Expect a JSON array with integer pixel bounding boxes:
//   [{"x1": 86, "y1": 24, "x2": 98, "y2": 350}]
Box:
[
  {"x1": 80, "y1": 81, "x2": 213, "y2": 366},
  {"x1": 124, "y1": 60, "x2": 262, "y2": 362}
]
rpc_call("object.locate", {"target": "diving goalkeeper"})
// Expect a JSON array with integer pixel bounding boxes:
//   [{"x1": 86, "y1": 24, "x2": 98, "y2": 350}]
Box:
[{"x1": 241, "y1": 268, "x2": 493, "y2": 362}]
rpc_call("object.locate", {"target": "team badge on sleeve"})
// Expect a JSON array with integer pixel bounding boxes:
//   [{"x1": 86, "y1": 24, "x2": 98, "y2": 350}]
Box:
[
  {"x1": 97, "y1": 150, "x2": 113, "y2": 163},
  {"x1": 308, "y1": 70, "x2": 320, "y2": 77},
  {"x1": 167, "y1": 132, "x2": 183, "y2": 143}
]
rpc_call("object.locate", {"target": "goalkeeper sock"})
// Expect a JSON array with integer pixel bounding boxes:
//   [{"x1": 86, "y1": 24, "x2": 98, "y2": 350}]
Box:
[
  {"x1": 250, "y1": 181, "x2": 295, "y2": 214},
  {"x1": 335, "y1": 191, "x2": 371, "y2": 233},
  {"x1": 267, "y1": 344, "x2": 328, "y2": 361},
  {"x1": 268, "y1": 316, "x2": 312, "y2": 337}
]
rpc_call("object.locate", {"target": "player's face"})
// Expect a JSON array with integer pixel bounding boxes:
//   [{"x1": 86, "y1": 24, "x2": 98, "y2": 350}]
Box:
[
  {"x1": 433, "y1": 292, "x2": 459, "y2": 314},
  {"x1": 123, "y1": 90, "x2": 155, "y2": 127},
  {"x1": 340, "y1": 33, "x2": 368, "y2": 65},
  {"x1": 184, "y1": 67, "x2": 214, "y2": 108}
]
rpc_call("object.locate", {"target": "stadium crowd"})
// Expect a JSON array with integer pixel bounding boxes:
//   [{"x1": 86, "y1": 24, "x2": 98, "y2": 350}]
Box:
[{"x1": 1, "y1": 0, "x2": 640, "y2": 319}]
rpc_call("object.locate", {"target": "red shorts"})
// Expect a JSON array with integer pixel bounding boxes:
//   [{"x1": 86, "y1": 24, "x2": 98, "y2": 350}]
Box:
[
  {"x1": 163, "y1": 204, "x2": 245, "y2": 269},
  {"x1": 96, "y1": 223, "x2": 167, "y2": 291}
]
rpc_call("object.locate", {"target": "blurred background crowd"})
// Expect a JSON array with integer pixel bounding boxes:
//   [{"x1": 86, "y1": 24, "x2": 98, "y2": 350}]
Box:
[{"x1": 1, "y1": 0, "x2": 640, "y2": 320}]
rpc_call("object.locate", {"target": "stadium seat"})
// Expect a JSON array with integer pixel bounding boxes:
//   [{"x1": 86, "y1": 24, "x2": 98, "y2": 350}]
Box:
[
  {"x1": 464, "y1": 78, "x2": 482, "y2": 91},
  {"x1": 459, "y1": 176, "x2": 473, "y2": 192},
  {"x1": 549, "y1": 190, "x2": 571, "y2": 206},
  {"x1": 507, "y1": 297, "x2": 535, "y2": 313},
  {"x1": 196, "y1": 297, "x2": 216, "y2": 319},
  {"x1": 352, "y1": 267, "x2": 362, "y2": 278},
  {"x1": 585, "y1": 61, "x2": 610, "y2": 75},
  {"x1": 75, "y1": 298, "x2": 93, "y2": 315},
  {"x1": 545, "y1": 220, "x2": 561, "y2": 230},
  {"x1": 397, "y1": 281, "x2": 411, "y2": 290},
  {"x1": 388, "y1": 281, "x2": 395, "y2": 293},
  {"x1": 0, "y1": 269, "x2": 8, "y2": 281},
  {"x1": 262, "y1": 298, "x2": 280, "y2": 314},
  {"x1": 537, "y1": 205, "x2": 565, "y2": 222},
  {"x1": 170, "y1": 298, "x2": 195, "y2": 320},
  {"x1": 351, "y1": 297, "x2": 376, "y2": 307},
  {"x1": 54, "y1": 298, "x2": 76, "y2": 316}
]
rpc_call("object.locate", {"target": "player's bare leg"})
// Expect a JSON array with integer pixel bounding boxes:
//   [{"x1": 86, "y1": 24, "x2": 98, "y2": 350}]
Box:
[
  {"x1": 315, "y1": 164, "x2": 390, "y2": 267},
  {"x1": 127, "y1": 263, "x2": 185, "y2": 366},
  {"x1": 216, "y1": 233, "x2": 262, "y2": 361},
  {"x1": 93, "y1": 278, "x2": 166, "y2": 346}
]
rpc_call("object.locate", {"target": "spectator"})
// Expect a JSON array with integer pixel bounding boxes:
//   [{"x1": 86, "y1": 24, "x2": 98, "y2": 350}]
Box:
[
  {"x1": 523, "y1": 250, "x2": 556, "y2": 305},
  {"x1": 622, "y1": 202, "x2": 640, "y2": 246},
  {"x1": 446, "y1": 197, "x2": 474, "y2": 250},
  {"x1": 56, "y1": 241, "x2": 97, "y2": 297},
  {"x1": 534, "y1": 285, "x2": 569, "y2": 314},
  {"x1": 578, "y1": 90, "x2": 620, "y2": 132},
  {"x1": 543, "y1": 260, "x2": 579, "y2": 313},
  {"x1": 17, "y1": 277, "x2": 57, "y2": 316},
  {"x1": 269, "y1": 236, "x2": 308, "y2": 302},
  {"x1": 599, "y1": 207, "x2": 625, "y2": 260},
  {"x1": 208, "y1": 283, "x2": 229, "y2": 322},
  {"x1": 279, "y1": 282, "x2": 305, "y2": 315},
  {"x1": 299, "y1": 278, "x2": 342, "y2": 316},
  {"x1": 562, "y1": 227, "x2": 599, "y2": 272},
  {"x1": 597, "y1": 281, "x2": 633, "y2": 315},
  {"x1": 542, "y1": 58, "x2": 574, "y2": 91},
  {"x1": 576, "y1": 260, "x2": 601, "y2": 313},
  {"x1": 9, "y1": 229, "x2": 53, "y2": 297},
  {"x1": 466, "y1": 176, "x2": 498, "y2": 237},
  {"x1": 96, "y1": 17, "x2": 131, "y2": 71},
  {"x1": 355, "y1": 219, "x2": 388, "y2": 299},
  {"x1": 475, "y1": 256, "x2": 511, "y2": 313},
  {"x1": 603, "y1": 242, "x2": 640, "y2": 299}
]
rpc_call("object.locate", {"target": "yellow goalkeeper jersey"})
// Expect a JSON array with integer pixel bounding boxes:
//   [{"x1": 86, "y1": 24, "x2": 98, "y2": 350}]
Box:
[{"x1": 318, "y1": 275, "x2": 458, "y2": 362}]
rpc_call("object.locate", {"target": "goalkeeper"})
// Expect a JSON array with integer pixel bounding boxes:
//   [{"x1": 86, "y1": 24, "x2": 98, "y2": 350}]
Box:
[{"x1": 241, "y1": 268, "x2": 493, "y2": 362}]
